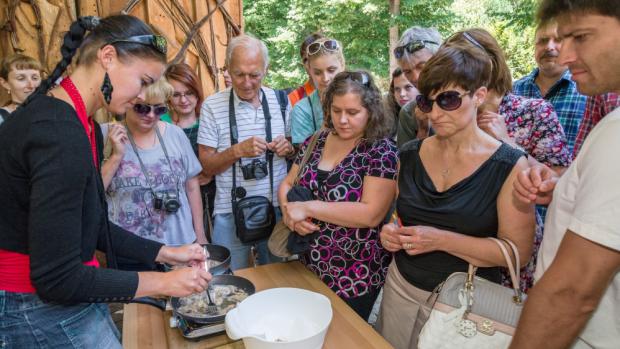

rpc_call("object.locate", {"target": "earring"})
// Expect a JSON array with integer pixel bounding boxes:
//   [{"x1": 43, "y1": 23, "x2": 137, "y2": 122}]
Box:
[{"x1": 100, "y1": 72, "x2": 114, "y2": 105}]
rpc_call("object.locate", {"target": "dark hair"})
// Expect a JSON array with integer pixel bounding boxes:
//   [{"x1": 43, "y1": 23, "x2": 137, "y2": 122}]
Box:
[
  {"x1": 444, "y1": 28, "x2": 512, "y2": 96},
  {"x1": 323, "y1": 70, "x2": 392, "y2": 142},
  {"x1": 385, "y1": 68, "x2": 404, "y2": 117},
  {"x1": 418, "y1": 43, "x2": 492, "y2": 98},
  {"x1": 538, "y1": 0, "x2": 620, "y2": 23},
  {"x1": 29, "y1": 15, "x2": 166, "y2": 101},
  {"x1": 165, "y1": 63, "x2": 204, "y2": 116},
  {"x1": 300, "y1": 32, "x2": 325, "y2": 62}
]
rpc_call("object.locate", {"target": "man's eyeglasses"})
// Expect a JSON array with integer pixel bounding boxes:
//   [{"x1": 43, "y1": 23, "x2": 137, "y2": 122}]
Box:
[
  {"x1": 172, "y1": 91, "x2": 196, "y2": 100},
  {"x1": 416, "y1": 90, "x2": 470, "y2": 113},
  {"x1": 133, "y1": 103, "x2": 168, "y2": 116},
  {"x1": 393, "y1": 40, "x2": 439, "y2": 59},
  {"x1": 307, "y1": 39, "x2": 340, "y2": 57}
]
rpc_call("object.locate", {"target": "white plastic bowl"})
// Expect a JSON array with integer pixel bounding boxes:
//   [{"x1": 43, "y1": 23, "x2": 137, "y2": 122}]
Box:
[{"x1": 225, "y1": 288, "x2": 333, "y2": 349}]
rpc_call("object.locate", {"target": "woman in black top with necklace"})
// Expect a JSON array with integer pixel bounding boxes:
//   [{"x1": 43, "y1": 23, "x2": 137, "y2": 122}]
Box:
[
  {"x1": 0, "y1": 15, "x2": 210, "y2": 348},
  {"x1": 375, "y1": 40, "x2": 535, "y2": 349}
]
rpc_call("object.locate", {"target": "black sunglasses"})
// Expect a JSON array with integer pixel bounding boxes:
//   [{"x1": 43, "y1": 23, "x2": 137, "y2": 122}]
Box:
[
  {"x1": 109, "y1": 35, "x2": 167, "y2": 55},
  {"x1": 133, "y1": 103, "x2": 168, "y2": 116},
  {"x1": 416, "y1": 91, "x2": 470, "y2": 113},
  {"x1": 393, "y1": 40, "x2": 439, "y2": 59},
  {"x1": 307, "y1": 39, "x2": 340, "y2": 56}
]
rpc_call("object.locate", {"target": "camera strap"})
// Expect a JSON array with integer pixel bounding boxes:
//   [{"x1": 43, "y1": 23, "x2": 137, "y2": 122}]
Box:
[
  {"x1": 228, "y1": 89, "x2": 274, "y2": 205},
  {"x1": 125, "y1": 124, "x2": 181, "y2": 208}
]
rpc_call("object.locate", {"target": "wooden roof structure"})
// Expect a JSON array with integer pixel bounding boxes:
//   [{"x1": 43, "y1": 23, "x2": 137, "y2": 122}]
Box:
[{"x1": 0, "y1": 0, "x2": 243, "y2": 106}]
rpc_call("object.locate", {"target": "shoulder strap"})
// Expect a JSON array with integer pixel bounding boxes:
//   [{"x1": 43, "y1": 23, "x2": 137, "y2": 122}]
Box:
[
  {"x1": 294, "y1": 131, "x2": 320, "y2": 185},
  {"x1": 274, "y1": 89, "x2": 288, "y2": 126}
]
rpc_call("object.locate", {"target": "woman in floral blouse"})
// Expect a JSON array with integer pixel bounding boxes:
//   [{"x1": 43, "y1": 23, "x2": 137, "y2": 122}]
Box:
[
  {"x1": 278, "y1": 71, "x2": 398, "y2": 319},
  {"x1": 445, "y1": 29, "x2": 571, "y2": 292}
]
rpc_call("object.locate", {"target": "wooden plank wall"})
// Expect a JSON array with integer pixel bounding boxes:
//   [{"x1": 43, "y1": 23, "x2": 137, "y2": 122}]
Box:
[{"x1": 0, "y1": 0, "x2": 243, "y2": 106}]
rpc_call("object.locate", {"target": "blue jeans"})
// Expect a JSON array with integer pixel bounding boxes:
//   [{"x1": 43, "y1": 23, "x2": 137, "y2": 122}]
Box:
[
  {"x1": 212, "y1": 209, "x2": 282, "y2": 271},
  {"x1": 0, "y1": 291, "x2": 121, "y2": 349}
]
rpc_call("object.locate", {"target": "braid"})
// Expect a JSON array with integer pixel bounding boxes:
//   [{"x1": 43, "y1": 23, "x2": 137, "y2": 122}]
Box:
[{"x1": 24, "y1": 16, "x2": 100, "y2": 105}]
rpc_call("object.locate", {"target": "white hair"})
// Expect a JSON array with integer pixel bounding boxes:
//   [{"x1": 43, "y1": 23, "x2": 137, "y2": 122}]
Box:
[
  {"x1": 225, "y1": 34, "x2": 269, "y2": 71},
  {"x1": 397, "y1": 26, "x2": 443, "y2": 60}
]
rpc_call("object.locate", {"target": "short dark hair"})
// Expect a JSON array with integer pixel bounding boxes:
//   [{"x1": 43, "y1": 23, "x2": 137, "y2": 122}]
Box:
[
  {"x1": 444, "y1": 28, "x2": 512, "y2": 96},
  {"x1": 323, "y1": 70, "x2": 393, "y2": 142},
  {"x1": 418, "y1": 43, "x2": 492, "y2": 98},
  {"x1": 538, "y1": 0, "x2": 620, "y2": 23}
]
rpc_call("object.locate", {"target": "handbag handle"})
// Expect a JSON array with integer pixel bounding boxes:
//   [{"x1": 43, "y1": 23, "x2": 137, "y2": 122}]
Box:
[
  {"x1": 467, "y1": 237, "x2": 523, "y2": 304},
  {"x1": 293, "y1": 132, "x2": 320, "y2": 186}
]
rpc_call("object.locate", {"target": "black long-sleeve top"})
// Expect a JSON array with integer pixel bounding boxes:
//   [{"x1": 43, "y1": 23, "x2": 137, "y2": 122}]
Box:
[{"x1": 0, "y1": 95, "x2": 163, "y2": 303}]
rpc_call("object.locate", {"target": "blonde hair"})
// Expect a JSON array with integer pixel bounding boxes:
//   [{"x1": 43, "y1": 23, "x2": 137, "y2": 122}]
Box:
[
  {"x1": 144, "y1": 77, "x2": 174, "y2": 104},
  {"x1": 1, "y1": 54, "x2": 44, "y2": 79}
]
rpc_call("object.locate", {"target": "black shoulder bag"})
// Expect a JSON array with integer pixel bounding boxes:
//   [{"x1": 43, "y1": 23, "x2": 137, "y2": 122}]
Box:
[{"x1": 229, "y1": 90, "x2": 276, "y2": 243}]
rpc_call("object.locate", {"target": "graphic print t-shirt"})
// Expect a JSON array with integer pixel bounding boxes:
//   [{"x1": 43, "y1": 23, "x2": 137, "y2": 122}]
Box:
[{"x1": 102, "y1": 123, "x2": 202, "y2": 245}]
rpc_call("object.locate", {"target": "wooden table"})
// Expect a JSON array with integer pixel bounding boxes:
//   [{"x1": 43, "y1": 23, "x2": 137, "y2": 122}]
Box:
[{"x1": 123, "y1": 261, "x2": 394, "y2": 349}]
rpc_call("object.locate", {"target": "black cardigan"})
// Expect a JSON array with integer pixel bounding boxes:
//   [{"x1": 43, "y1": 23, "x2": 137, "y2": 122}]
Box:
[{"x1": 0, "y1": 94, "x2": 163, "y2": 303}]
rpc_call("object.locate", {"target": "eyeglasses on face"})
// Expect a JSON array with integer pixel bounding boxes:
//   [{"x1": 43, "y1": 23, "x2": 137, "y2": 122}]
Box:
[
  {"x1": 307, "y1": 39, "x2": 340, "y2": 57},
  {"x1": 416, "y1": 90, "x2": 470, "y2": 113},
  {"x1": 133, "y1": 103, "x2": 168, "y2": 116},
  {"x1": 172, "y1": 91, "x2": 196, "y2": 99},
  {"x1": 393, "y1": 40, "x2": 439, "y2": 59}
]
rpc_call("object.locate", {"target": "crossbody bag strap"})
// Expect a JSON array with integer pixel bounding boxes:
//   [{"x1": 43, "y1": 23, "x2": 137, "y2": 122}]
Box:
[
  {"x1": 293, "y1": 132, "x2": 320, "y2": 186},
  {"x1": 228, "y1": 90, "x2": 238, "y2": 205},
  {"x1": 260, "y1": 89, "x2": 274, "y2": 202}
]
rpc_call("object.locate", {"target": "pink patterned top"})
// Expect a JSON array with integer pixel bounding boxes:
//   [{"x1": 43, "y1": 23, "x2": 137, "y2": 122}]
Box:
[{"x1": 295, "y1": 131, "x2": 398, "y2": 299}]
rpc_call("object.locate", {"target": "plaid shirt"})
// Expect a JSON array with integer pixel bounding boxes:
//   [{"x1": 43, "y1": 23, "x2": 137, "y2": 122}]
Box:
[
  {"x1": 573, "y1": 93, "x2": 620, "y2": 158},
  {"x1": 513, "y1": 69, "x2": 586, "y2": 153}
]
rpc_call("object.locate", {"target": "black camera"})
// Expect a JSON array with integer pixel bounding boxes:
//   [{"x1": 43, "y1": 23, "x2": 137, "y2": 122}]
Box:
[
  {"x1": 241, "y1": 159, "x2": 268, "y2": 180},
  {"x1": 153, "y1": 191, "x2": 181, "y2": 213}
]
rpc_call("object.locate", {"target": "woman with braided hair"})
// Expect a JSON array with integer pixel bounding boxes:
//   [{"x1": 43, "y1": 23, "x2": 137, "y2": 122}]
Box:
[{"x1": 0, "y1": 15, "x2": 211, "y2": 348}]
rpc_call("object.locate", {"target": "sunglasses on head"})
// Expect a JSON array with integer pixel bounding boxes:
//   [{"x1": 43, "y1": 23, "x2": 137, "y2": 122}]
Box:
[
  {"x1": 108, "y1": 35, "x2": 168, "y2": 55},
  {"x1": 393, "y1": 40, "x2": 439, "y2": 59},
  {"x1": 133, "y1": 103, "x2": 168, "y2": 116},
  {"x1": 307, "y1": 39, "x2": 340, "y2": 57},
  {"x1": 344, "y1": 71, "x2": 371, "y2": 88},
  {"x1": 416, "y1": 90, "x2": 470, "y2": 113}
]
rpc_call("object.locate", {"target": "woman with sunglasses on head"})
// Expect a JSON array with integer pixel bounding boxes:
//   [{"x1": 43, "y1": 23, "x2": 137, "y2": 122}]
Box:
[
  {"x1": 385, "y1": 67, "x2": 420, "y2": 138},
  {"x1": 280, "y1": 71, "x2": 398, "y2": 319},
  {"x1": 0, "y1": 54, "x2": 44, "y2": 125},
  {"x1": 444, "y1": 29, "x2": 571, "y2": 293},
  {"x1": 290, "y1": 37, "x2": 345, "y2": 145},
  {"x1": 102, "y1": 77, "x2": 207, "y2": 272},
  {"x1": 0, "y1": 16, "x2": 211, "y2": 348},
  {"x1": 375, "y1": 42, "x2": 535, "y2": 349},
  {"x1": 164, "y1": 63, "x2": 216, "y2": 223}
]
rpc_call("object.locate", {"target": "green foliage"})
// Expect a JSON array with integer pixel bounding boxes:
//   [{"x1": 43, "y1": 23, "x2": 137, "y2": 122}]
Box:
[{"x1": 245, "y1": 0, "x2": 538, "y2": 89}]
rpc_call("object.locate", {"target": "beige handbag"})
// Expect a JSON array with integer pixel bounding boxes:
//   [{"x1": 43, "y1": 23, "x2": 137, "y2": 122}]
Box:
[
  {"x1": 418, "y1": 238, "x2": 525, "y2": 349},
  {"x1": 268, "y1": 132, "x2": 320, "y2": 258}
]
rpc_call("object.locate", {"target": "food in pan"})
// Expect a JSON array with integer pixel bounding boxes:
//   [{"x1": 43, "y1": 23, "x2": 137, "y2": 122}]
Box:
[{"x1": 178, "y1": 285, "x2": 249, "y2": 317}]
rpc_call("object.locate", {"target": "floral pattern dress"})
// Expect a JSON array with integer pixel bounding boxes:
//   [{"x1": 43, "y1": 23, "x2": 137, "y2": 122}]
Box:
[
  {"x1": 295, "y1": 130, "x2": 399, "y2": 299},
  {"x1": 499, "y1": 93, "x2": 571, "y2": 292}
]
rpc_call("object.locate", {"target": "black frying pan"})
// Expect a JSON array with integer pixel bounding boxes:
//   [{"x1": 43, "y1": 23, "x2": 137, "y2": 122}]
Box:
[{"x1": 170, "y1": 274, "x2": 255, "y2": 324}]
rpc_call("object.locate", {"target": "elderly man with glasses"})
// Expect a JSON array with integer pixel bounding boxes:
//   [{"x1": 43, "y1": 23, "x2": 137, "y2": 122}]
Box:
[{"x1": 393, "y1": 26, "x2": 443, "y2": 147}]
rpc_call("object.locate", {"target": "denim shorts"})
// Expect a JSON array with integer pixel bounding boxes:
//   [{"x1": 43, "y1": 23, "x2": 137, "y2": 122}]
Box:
[{"x1": 0, "y1": 290, "x2": 122, "y2": 349}]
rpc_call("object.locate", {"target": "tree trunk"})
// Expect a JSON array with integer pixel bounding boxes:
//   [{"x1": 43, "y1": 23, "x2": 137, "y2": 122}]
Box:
[{"x1": 388, "y1": 0, "x2": 400, "y2": 75}]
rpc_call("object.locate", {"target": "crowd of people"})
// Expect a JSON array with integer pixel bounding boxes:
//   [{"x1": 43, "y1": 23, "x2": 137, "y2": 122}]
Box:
[{"x1": 0, "y1": 0, "x2": 619, "y2": 348}]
